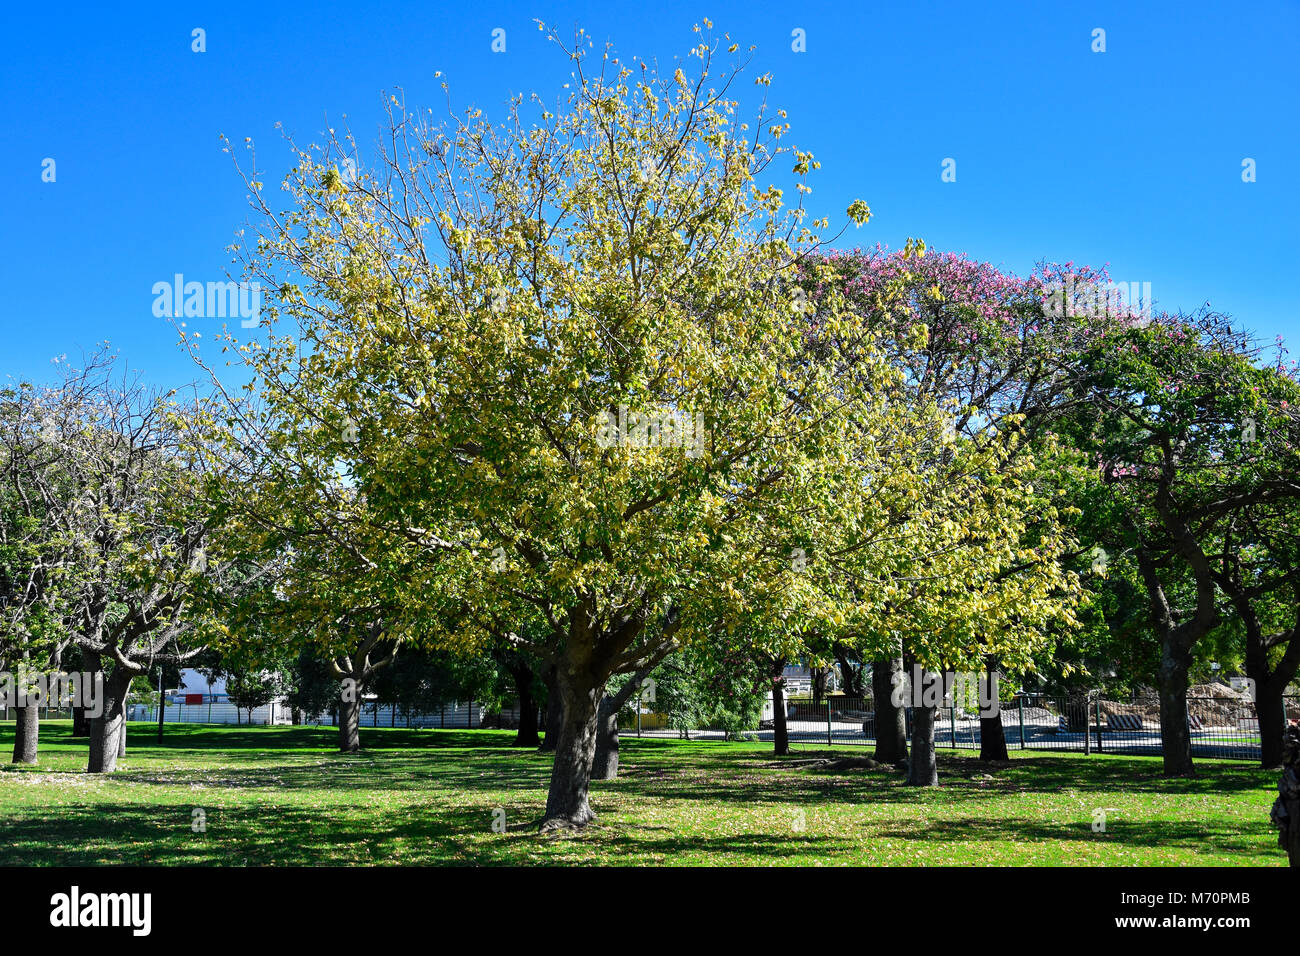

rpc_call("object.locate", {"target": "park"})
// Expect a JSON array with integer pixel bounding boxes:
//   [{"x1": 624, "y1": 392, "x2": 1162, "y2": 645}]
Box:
[
  {"x1": 0, "y1": 723, "x2": 1286, "y2": 867},
  {"x1": 3, "y1": 9, "x2": 1299, "y2": 881}
]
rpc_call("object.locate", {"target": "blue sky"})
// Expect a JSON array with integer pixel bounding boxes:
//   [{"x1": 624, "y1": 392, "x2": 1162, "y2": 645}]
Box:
[{"x1": 3, "y1": 0, "x2": 1297, "y2": 388}]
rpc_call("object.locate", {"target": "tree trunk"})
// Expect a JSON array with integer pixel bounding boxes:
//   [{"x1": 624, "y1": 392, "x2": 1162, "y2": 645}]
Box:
[
  {"x1": 1157, "y1": 639, "x2": 1194, "y2": 776},
  {"x1": 978, "y1": 665, "x2": 1008, "y2": 761},
  {"x1": 872, "y1": 656, "x2": 907, "y2": 766},
  {"x1": 833, "y1": 643, "x2": 864, "y2": 698},
  {"x1": 338, "y1": 692, "x2": 361, "y2": 753},
  {"x1": 11, "y1": 705, "x2": 39, "y2": 764},
  {"x1": 772, "y1": 675, "x2": 790, "y2": 756},
  {"x1": 1275, "y1": 725, "x2": 1299, "y2": 867},
  {"x1": 72, "y1": 703, "x2": 90, "y2": 737},
  {"x1": 590, "y1": 695, "x2": 621, "y2": 780},
  {"x1": 591, "y1": 663, "x2": 662, "y2": 780},
  {"x1": 511, "y1": 665, "x2": 541, "y2": 748},
  {"x1": 87, "y1": 669, "x2": 133, "y2": 774},
  {"x1": 907, "y1": 700, "x2": 939, "y2": 787},
  {"x1": 540, "y1": 672, "x2": 602, "y2": 831},
  {"x1": 811, "y1": 666, "x2": 828, "y2": 704},
  {"x1": 71, "y1": 648, "x2": 100, "y2": 737},
  {"x1": 980, "y1": 713, "x2": 1009, "y2": 761},
  {"x1": 538, "y1": 665, "x2": 561, "y2": 753},
  {"x1": 1256, "y1": 677, "x2": 1287, "y2": 770}
]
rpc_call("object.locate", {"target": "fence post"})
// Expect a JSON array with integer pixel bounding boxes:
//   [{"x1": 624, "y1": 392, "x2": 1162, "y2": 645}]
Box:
[
  {"x1": 1018, "y1": 696, "x2": 1026, "y2": 749},
  {"x1": 1084, "y1": 694, "x2": 1091, "y2": 756},
  {"x1": 827, "y1": 700, "x2": 833, "y2": 748},
  {"x1": 950, "y1": 707, "x2": 957, "y2": 748},
  {"x1": 1095, "y1": 697, "x2": 1103, "y2": 753}
]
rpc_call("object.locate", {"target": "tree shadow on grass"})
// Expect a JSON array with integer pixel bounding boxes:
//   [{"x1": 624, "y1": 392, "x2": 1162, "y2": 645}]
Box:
[
  {"x1": 0, "y1": 799, "x2": 857, "y2": 866},
  {"x1": 868, "y1": 816, "x2": 1283, "y2": 862},
  {"x1": 5, "y1": 793, "x2": 1277, "y2": 866}
]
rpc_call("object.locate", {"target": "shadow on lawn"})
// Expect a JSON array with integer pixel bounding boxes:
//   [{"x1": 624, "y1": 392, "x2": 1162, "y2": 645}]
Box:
[
  {"x1": 0, "y1": 797, "x2": 860, "y2": 866},
  {"x1": 0, "y1": 793, "x2": 1278, "y2": 866},
  {"x1": 3, "y1": 726, "x2": 1279, "y2": 866},
  {"x1": 868, "y1": 816, "x2": 1281, "y2": 860}
]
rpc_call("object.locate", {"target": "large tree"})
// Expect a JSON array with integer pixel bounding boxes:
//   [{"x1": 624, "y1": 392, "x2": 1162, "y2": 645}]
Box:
[
  {"x1": 200, "y1": 23, "x2": 901, "y2": 830},
  {"x1": 1061, "y1": 310, "x2": 1300, "y2": 775}
]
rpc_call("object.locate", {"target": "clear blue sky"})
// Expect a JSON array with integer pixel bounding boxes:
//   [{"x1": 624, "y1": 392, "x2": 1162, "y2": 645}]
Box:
[{"x1": 3, "y1": 0, "x2": 1297, "y2": 388}]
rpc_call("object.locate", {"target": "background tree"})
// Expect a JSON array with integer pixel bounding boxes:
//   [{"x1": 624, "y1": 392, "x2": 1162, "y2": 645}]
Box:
[
  {"x1": 1060, "y1": 310, "x2": 1300, "y2": 774},
  {"x1": 224, "y1": 660, "x2": 290, "y2": 725}
]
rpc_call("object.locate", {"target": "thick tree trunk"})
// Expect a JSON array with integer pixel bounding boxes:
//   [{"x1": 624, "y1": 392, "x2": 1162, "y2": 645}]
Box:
[
  {"x1": 907, "y1": 700, "x2": 939, "y2": 787},
  {"x1": 590, "y1": 695, "x2": 621, "y2": 780},
  {"x1": 12, "y1": 705, "x2": 39, "y2": 764},
  {"x1": 338, "y1": 693, "x2": 361, "y2": 753},
  {"x1": 87, "y1": 669, "x2": 133, "y2": 774},
  {"x1": 1157, "y1": 639, "x2": 1194, "y2": 776},
  {"x1": 511, "y1": 666, "x2": 541, "y2": 748},
  {"x1": 772, "y1": 676, "x2": 790, "y2": 756},
  {"x1": 872, "y1": 656, "x2": 907, "y2": 766},
  {"x1": 540, "y1": 673, "x2": 602, "y2": 831},
  {"x1": 538, "y1": 665, "x2": 561, "y2": 753}
]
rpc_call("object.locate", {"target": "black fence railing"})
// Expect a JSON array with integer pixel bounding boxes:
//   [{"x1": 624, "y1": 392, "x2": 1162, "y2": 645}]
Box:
[{"x1": 627, "y1": 693, "x2": 1300, "y2": 762}]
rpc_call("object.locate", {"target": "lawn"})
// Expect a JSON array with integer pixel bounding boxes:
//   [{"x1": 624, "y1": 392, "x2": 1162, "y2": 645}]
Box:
[{"x1": 0, "y1": 721, "x2": 1286, "y2": 866}]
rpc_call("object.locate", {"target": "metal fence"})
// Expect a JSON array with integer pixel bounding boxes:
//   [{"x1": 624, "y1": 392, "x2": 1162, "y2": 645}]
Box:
[
  {"x1": 627, "y1": 693, "x2": 1300, "y2": 762},
  {"x1": 134, "y1": 699, "x2": 495, "y2": 729},
  {"x1": 6, "y1": 699, "x2": 520, "y2": 730}
]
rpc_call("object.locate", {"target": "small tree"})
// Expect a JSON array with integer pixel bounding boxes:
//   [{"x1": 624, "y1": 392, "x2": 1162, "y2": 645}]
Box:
[{"x1": 225, "y1": 664, "x2": 288, "y2": 725}]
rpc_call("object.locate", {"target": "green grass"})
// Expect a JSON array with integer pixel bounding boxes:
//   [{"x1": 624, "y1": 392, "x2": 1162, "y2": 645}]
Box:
[{"x1": 0, "y1": 721, "x2": 1286, "y2": 866}]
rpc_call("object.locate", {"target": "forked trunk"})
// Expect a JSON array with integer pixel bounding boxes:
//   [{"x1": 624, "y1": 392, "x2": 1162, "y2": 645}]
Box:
[
  {"x1": 872, "y1": 657, "x2": 907, "y2": 766},
  {"x1": 12, "y1": 705, "x2": 39, "y2": 764}
]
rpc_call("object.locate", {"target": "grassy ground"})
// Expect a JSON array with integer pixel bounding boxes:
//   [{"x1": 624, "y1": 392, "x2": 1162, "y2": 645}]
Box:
[{"x1": 0, "y1": 721, "x2": 1285, "y2": 866}]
